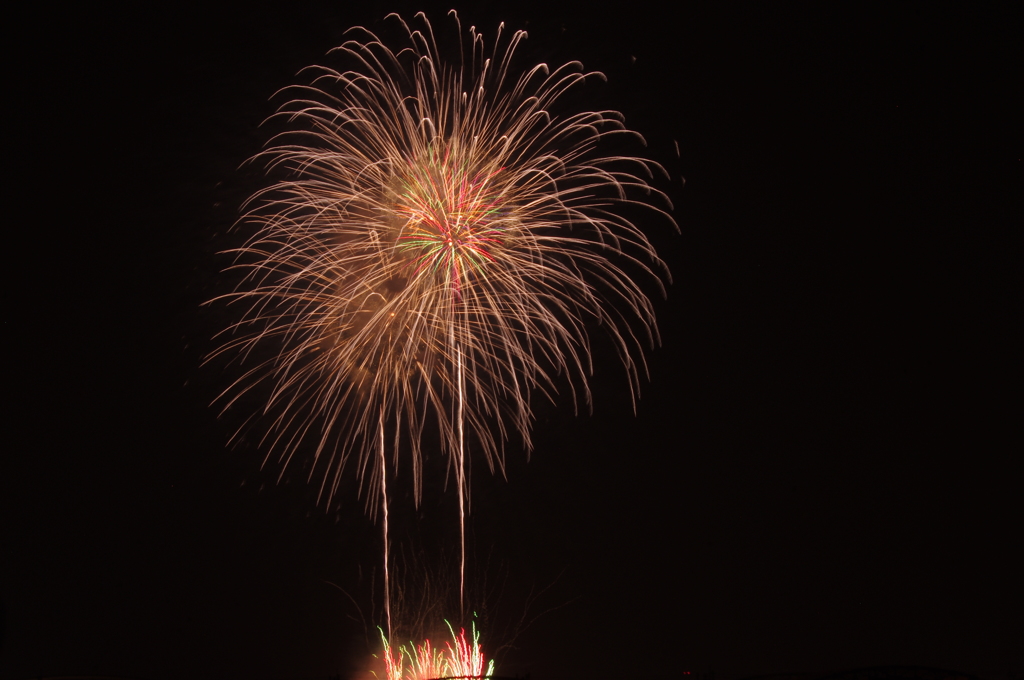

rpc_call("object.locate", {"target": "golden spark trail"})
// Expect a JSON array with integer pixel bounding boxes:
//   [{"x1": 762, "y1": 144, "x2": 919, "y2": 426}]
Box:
[
  {"x1": 379, "y1": 404, "x2": 392, "y2": 638},
  {"x1": 456, "y1": 342, "x2": 466, "y2": 615}
]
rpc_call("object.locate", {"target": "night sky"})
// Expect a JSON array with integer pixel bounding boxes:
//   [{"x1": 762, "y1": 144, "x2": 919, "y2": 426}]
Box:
[{"x1": 4, "y1": 3, "x2": 1020, "y2": 680}]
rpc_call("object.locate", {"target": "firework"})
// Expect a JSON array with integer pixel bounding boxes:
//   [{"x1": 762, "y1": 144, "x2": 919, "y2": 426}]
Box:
[
  {"x1": 212, "y1": 10, "x2": 674, "y2": 509},
  {"x1": 375, "y1": 621, "x2": 495, "y2": 680},
  {"x1": 443, "y1": 621, "x2": 495, "y2": 679}
]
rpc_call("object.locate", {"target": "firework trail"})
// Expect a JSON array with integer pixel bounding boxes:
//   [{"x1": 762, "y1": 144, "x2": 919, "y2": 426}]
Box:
[{"x1": 212, "y1": 9, "x2": 675, "y2": 632}]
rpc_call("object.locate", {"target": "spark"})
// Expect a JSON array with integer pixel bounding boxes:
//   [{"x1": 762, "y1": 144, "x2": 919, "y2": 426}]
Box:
[{"x1": 375, "y1": 621, "x2": 495, "y2": 680}]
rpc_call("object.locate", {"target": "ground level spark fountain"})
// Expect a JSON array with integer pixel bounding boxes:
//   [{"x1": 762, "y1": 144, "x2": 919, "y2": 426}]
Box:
[{"x1": 376, "y1": 622, "x2": 495, "y2": 680}]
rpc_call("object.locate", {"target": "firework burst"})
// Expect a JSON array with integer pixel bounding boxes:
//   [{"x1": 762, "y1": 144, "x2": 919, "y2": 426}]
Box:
[{"x1": 212, "y1": 10, "x2": 675, "y2": 511}]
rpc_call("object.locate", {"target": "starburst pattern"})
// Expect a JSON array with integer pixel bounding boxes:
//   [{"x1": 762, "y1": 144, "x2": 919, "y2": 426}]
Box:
[{"x1": 212, "y1": 11, "x2": 675, "y2": 508}]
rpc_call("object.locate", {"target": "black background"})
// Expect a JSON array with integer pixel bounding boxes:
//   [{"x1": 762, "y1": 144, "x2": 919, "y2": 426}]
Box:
[{"x1": 4, "y1": 2, "x2": 1020, "y2": 680}]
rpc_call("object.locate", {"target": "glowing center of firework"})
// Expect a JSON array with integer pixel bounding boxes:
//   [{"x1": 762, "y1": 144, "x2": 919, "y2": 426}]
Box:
[{"x1": 395, "y1": 152, "x2": 506, "y2": 298}]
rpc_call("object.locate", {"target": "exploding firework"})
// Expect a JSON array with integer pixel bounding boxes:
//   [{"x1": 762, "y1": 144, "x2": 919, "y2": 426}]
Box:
[{"x1": 212, "y1": 10, "x2": 675, "y2": 511}]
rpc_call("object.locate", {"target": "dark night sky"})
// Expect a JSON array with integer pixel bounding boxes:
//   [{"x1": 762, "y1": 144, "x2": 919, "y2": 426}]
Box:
[{"x1": 3, "y1": 2, "x2": 1020, "y2": 680}]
